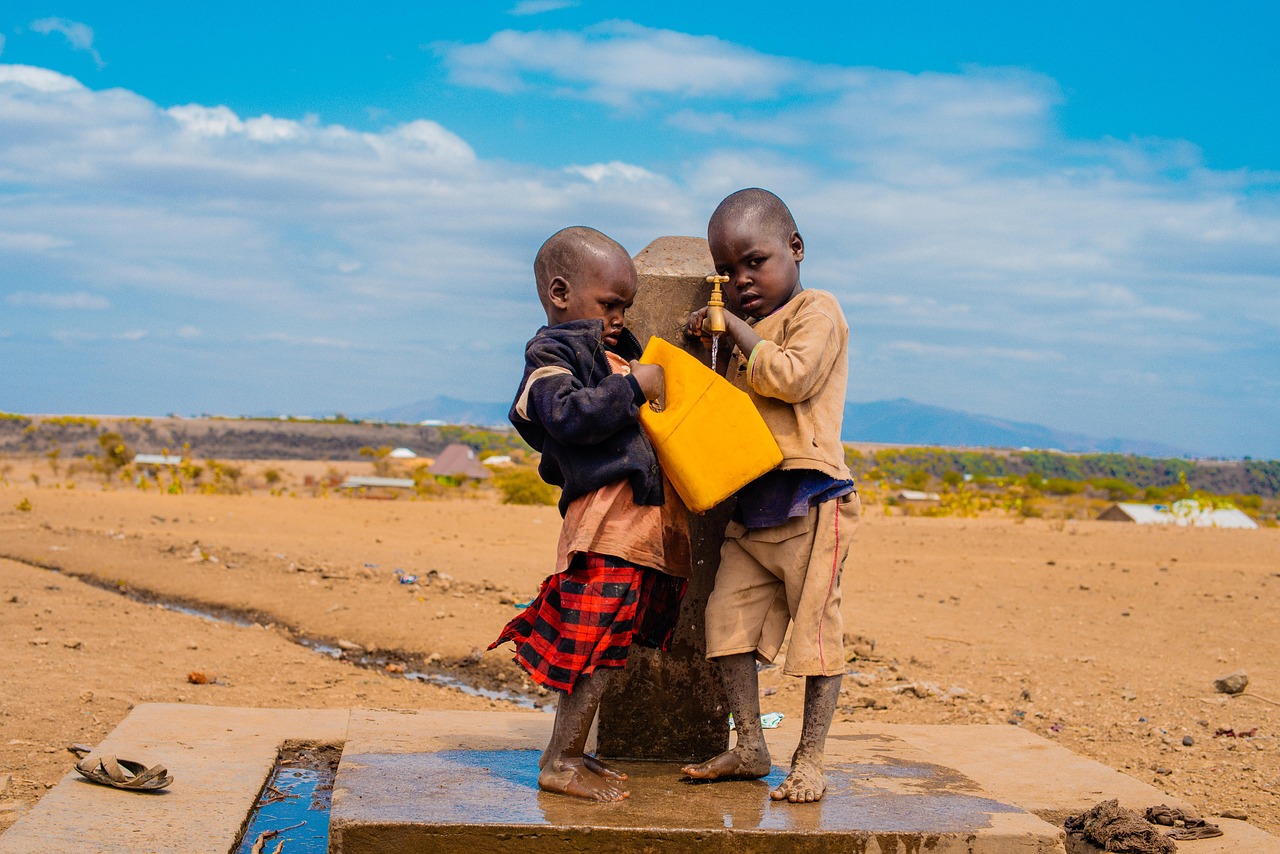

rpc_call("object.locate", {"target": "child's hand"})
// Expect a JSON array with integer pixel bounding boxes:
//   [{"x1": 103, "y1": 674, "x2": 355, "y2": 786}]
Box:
[
  {"x1": 685, "y1": 308, "x2": 711, "y2": 345},
  {"x1": 629, "y1": 361, "x2": 664, "y2": 404}
]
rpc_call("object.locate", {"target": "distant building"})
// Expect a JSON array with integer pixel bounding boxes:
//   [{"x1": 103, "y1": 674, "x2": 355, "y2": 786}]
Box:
[
  {"x1": 896, "y1": 489, "x2": 941, "y2": 503},
  {"x1": 482, "y1": 455, "x2": 514, "y2": 467},
  {"x1": 427, "y1": 444, "x2": 491, "y2": 483},
  {"x1": 337, "y1": 476, "x2": 416, "y2": 490},
  {"x1": 1098, "y1": 501, "x2": 1258, "y2": 530},
  {"x1": 387, "y1": 447, "x2": 418, "y2": 459},
  {"x1": 133, "y1": 454, "x2": 183, "y2": 466}
]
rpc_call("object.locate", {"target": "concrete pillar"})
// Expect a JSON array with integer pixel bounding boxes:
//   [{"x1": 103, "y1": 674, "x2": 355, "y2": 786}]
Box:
[{"x1": 595, "y1": 237, "x2": 731, "y2": 761}]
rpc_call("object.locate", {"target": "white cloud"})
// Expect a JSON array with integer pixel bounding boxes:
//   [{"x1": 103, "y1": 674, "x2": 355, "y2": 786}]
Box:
[
  {"x1": 6, "y1": 290, "x2": 110, "y2": 310},
  {"x1": 437, "y1": 21, "x2": 802, "y2": 106},
  {"x1": 509, "y1": 0, "x2": 577, "y2": 15},
  {"x1": 565, "y1": 161, "x2": 661, "y2": 183},
  {"x1": 0, "y1": 63, "x2": 85, "y2": 93},
  {"x1": 30, "y1": 17, "x2": 104, "y2": 69},
  {"x1": 0, "y1": 230, "x2": 73, "y2": 252},
  {"x1": 176, "y1": 325, "x2": 201, "y2": 339},
  {"x1": 255, "y1": 333, "x2": 354, "y2": 350}
]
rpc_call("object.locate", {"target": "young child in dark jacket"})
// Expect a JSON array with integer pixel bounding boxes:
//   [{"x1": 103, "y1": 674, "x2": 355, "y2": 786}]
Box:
[{"x1": 489, "y1": 226, "x2": 690, "y2": 802}]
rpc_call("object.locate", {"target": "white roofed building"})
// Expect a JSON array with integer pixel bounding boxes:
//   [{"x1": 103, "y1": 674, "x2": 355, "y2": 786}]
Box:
[{"x1": 1098, "y1": 501, "x2": 1258, "y2": 529}]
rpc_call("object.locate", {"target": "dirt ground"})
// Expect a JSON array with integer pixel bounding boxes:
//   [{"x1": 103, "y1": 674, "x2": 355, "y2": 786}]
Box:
[{"x1": 2, "y1": 461, "x2": 1278, "y2": 838}]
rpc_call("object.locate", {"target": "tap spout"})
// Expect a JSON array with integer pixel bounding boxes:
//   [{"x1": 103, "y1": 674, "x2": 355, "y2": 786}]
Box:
[{"x1": 705, "y1": 274, "x2": 728, "y2": 335}]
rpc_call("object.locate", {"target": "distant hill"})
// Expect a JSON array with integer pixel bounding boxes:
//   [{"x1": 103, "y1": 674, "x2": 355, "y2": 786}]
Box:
[
  {"x1": 365, "y1": 396, "x2": 511, "y2": 427},
  {"x1": 364, "y1": 395, "x2": 1189, "y2": 456},
  {"x1": 841, "y1": 399, "x2": 1189, "y2": 456}
]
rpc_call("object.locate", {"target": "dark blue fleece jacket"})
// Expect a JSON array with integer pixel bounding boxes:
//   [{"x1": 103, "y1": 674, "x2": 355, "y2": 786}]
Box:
[{"x1": 509, "y1": 319, "x2": 663, "y2": 516}]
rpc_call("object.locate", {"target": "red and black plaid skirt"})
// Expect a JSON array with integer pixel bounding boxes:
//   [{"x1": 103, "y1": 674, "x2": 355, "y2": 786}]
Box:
[{"x1": 488, "y1": 553, "x2": 687, "y2": 694}]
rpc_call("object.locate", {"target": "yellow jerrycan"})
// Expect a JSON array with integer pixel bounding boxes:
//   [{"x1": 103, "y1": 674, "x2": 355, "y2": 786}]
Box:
[{"x1": 638, "y1": 335, "x2": 782, "y2": 513}]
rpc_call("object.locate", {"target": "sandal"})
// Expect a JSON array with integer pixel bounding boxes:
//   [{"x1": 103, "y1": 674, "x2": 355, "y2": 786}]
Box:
[{"x1": 75, "y1": 755, "x2": 173, "y2": 791}]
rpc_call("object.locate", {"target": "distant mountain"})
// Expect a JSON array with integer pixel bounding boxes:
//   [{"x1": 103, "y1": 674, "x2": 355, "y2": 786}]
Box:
[
  {"x1": 365, "y1": 396, "x2": 511, "y2": 427},
  {"x1": 841, "y1": 398, "x2": 1188, "y2": 456},
  {"x1": 365, "y1": 395, "x2": 1189, "y2": 456}
]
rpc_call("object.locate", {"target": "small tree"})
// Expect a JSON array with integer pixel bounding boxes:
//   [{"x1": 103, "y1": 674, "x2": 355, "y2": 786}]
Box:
[{"x1": 494, "y1": 467, "x2": 558, "y2": 506}]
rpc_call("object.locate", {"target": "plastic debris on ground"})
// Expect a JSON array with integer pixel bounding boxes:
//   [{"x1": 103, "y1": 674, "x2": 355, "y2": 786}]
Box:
[
  {"x1": 393, "y1": 569, "x2": 418, "y2": 585},
  {"x1": 728, "y1": 712, "x2": 785, "y2": 730}
]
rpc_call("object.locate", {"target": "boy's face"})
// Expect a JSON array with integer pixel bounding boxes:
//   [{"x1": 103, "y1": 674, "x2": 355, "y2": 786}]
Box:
[
  {"x1": 546, "y1": 249, "x2": 638, "y2": 348},
  {"x1": 708, "y1": 215, "x2": 804, "y2": 319}
]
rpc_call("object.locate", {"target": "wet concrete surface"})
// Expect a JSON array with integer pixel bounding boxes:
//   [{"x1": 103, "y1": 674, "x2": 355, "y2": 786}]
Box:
[
  {"x1": 9, "y1": 707, "x2": 1280, "y2": 853},
  {"x1": 330, "y1": 710, "x2": 1064, "y2": 853}
]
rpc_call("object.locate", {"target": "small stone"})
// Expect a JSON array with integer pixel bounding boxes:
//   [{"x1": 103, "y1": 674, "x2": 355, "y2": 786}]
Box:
[
  {"x1": 1214, "y1": 670, "x2": 1248, "y2": 695},
  {"x1": 79, "y1": 690, "x2": 94, "y2": 703},
  {"x1": 186, "y1": 670, "x2": 215, "y2": 684},
  {"x1": 1153, "y1": 766, "x2": 1173, "y2": 776},
  {"x1": 384, "y1": 662, "x2": 405, "y2": 674},
  {"x1": 434, "y1": 611, "x2": 447, "y2": 619},
  {"x1": 336, "y1": 639, "x2": 363, "y2": 652},
  {"x1": 1219, "y1": 809, "x2": 1248, "y2": 820},
  {"x1": 1182, "y1": 735, "x2": 1194, "y2": 747},
  {"x1": 63, "y1": 639, "x2": 83, "y2": 650},
  {"x1": 426, "y1": 652, "x2": 443, "y2": 664},
  {"x1": 28, "y1": 638, "x2": 48, "y2": 646}
]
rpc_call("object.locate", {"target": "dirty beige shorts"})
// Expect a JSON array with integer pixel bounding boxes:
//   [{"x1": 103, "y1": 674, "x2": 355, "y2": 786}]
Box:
[{"x1": 704, "y1": 492, "x2": 861, "y2": 677}]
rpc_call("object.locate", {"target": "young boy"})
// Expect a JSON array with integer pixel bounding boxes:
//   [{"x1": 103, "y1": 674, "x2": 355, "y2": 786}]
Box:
[
  {"x1": 489, "y1": 226, "x2": 689, "y2": 802},
  {"x1": 682, "y1": 188, "x2": 861, "y2": 804}
]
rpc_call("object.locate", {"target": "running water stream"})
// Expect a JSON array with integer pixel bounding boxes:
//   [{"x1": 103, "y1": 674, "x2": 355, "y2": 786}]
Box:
[{"x1": 710, "y1": 332, "x2": 720, "y2": 370}]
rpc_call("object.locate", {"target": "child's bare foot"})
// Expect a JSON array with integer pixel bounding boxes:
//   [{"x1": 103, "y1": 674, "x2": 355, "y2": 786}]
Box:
[
  {"x1": 770, "y1": 756, "x2": 826, "y2": 803},
  {"x1": 680, "y1": 744, "x2": 771, "y2": 781},
  {"x1": 583, "y1": 753, "x2": 627, "y2": 781},
  {"x1": 539, "y1": 758, "x2": 630, "y2": 802},
  {"x1": 539, "y1": 750, "x2": 626, "y2": 781}
]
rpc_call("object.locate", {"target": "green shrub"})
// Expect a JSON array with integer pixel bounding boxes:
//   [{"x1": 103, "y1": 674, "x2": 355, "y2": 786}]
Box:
[
  {"x1": 1042, "y1": 477, "x2": 1084, "y2": 495},
  {"x1": 494, "y1": 467, "x2": 558, "y2": 506}
]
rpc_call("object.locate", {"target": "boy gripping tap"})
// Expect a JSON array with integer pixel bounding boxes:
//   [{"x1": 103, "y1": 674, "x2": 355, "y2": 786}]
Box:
[
  {"x1": 489, "y1": 226, "x2": 690, "y2": 802},
  {"x1": 682, "y1": 188, "x2": 861, "y2": 803}
]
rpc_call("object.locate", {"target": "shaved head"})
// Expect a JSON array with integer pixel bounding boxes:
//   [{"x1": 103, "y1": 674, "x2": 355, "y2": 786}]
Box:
[
  {"x1": 534, "y1": 226, "x2": 630, "y2": 307},
  {"x1": 708, "y1": 188, "x2": 798, "y2": 243}
]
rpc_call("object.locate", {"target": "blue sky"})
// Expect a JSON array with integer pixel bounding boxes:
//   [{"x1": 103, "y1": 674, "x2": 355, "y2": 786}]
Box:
[{"x1": 2, "y1": 2, "x2": 1278, "y2": 457}]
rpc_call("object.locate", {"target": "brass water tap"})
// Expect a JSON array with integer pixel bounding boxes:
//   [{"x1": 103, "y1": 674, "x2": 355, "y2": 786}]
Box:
[{"x1": 705, "y1": 275, "x2": 728, "y2": 335}]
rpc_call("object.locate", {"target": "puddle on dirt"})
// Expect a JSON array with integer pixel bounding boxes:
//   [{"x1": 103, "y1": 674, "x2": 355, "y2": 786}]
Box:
[
  {"x1": 233, "y1": 743, "x2": 340, "y2": 854},
  {"x1": 296, "y1": 638, "x2": 553, "y2": 712}
]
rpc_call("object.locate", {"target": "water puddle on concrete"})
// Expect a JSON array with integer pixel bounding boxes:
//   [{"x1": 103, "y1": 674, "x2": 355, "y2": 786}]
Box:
[{"x1": 233, "y1": 743, "x2": 340, "y2": 854}]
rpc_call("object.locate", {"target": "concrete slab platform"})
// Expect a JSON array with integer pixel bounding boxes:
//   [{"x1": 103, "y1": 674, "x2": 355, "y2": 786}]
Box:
[
  {"x1": 0, "y1": 704, "x2": 347, "y2": 854},
  {"x1": 331, "y1": 711, "x2": 1280, "y2": 854},
  {"x1": 5, "y1": 706, "x2": 1276, "y2": 853},
  {"x1": 330, "y1": 710, "x2": 1053, "y2": 853}
]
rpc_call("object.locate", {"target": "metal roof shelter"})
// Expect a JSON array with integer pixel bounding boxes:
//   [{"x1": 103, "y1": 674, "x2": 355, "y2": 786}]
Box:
[
  {"x1": 1098, "y1": 501, "x2": 1258, "y2": 529},
  {"x1": 338, "y1": 476, "x2": 415, "y2": 490}
]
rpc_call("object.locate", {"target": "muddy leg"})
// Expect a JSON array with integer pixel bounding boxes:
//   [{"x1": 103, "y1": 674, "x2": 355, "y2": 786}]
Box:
[
  {"x1": 681, "y1": 653, "x2": 772, "y2": 780},
  {"x1": 539, "y1": 669, "x2": 629, "y2": 801},
  {"x1": 772, "y1": 672, "x2": 841, "y2": 803}
]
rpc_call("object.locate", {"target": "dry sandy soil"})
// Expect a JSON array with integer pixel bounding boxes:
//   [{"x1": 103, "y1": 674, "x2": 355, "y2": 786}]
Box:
[{"x1": 2, "y1": 462, "x2": 1278, "y2": 838}]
